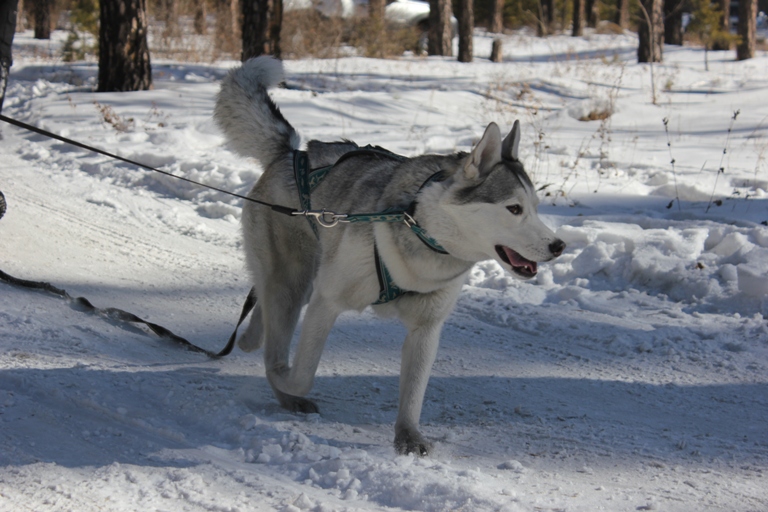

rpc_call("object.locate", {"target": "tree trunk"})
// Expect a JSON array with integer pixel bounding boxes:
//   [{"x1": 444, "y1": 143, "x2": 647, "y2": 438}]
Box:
[
  {"x1": 193, "y1": 0, "x2": 207, "y2": 35},
  {"x1": 614, "y1": 0, "x2": 629, "y2": 29},
  {"x1": 585, "y1": 0, "x2": 598, "y2": 28},
  {"x1": 33, "y1": 0, "x2": 50, "y2": 39},
  {"x1": 536, "y1": 0, "x2": 545, "y2": 36},
  {"x1": 98, "y1": 0, "x2": 152, "y2": 92},
  {"x1": 241, "y1": 0, "x2": 282, "y2": 60},
  {"x1": 572, "y1": 0, "x2": 584, "y2": 36},
  {"x1": 736, "y1": 0, "x2": 757, "y2": 60},
  {"x1": 490, "y1": 38, "x2": 502, "y2": 62},
  {"x1": 664, "y1": 0, "x2": 684, "y2": 45},
  {"x1": 16, "y1": 0, "x2": 26, "y2": 32},
  {"x1": 428, "y1": 0, "x2": 452, "y2": 56},
  {"x1": 1, "y1": 0, "x2": 19, "y2": 114},
  {"x1": 637, "y1": 0, "x2": 663, "y2": 62},
  {"x1": 490, "y1": 0, "x2": 504, "y2": 33},
  {"x1": 544, "y1": 0, "x2": 554, "y2": 32},
  {"x1": 457, "y1": 0, "x2": 473, "y2": 62},
  {"x1": 712, "y1": 0, "x2": 731, "y2": 50}
]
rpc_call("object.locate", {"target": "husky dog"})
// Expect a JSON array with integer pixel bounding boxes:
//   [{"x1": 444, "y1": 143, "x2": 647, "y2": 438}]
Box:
[{"x1": 215, "y1": 57, "x2": 564, "y2": 455}]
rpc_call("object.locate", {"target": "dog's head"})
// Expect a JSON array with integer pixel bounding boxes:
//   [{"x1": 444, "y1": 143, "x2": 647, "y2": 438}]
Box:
[{"x1": 436, "y1": 121, "x2": 565, "y2": 279}]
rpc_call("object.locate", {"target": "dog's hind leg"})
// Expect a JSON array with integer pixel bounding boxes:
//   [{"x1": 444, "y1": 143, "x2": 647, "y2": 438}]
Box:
[
  {"x1": 266, "y1": 290, "x2": 340, "y2": 410},
  {"x1": 258, "y1": 276, "x2": 319, "y2": 414}
]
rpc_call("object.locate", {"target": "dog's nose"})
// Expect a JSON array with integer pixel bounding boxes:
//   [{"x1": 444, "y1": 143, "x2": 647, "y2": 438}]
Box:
[{"x1": 549, "y1": 239, "x2": 566, "y2": 257}]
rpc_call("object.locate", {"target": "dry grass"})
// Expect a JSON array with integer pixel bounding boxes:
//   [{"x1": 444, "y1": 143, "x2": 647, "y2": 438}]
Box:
[
  {"x1": 346, "y1": 19, "x2": 423, "y2": 58},
  {"x1": 579, "y1": 109, "x2": 612, "y2": 121},
  {"x1": 281, "y1": 10, "x2": 347, "y2": 59},
  {"x1": 594, "y1": 21, "x2": 625, "y2": 35}
]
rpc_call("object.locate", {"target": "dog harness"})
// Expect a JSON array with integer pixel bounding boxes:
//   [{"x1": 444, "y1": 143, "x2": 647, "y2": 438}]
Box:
[{"x1": 292, "y1": 147, "x2": 448, "y2": 304}]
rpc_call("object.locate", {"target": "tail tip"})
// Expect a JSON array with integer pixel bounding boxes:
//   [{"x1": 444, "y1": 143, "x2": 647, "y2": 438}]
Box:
[{"x1": 232, "y1": 56, "x2": 285, "y2": 91}]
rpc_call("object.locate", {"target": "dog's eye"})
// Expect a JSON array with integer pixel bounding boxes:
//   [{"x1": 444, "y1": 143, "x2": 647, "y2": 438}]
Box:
[{"x1": 507, "y1": 205, "x2": 523, "y2": 215}]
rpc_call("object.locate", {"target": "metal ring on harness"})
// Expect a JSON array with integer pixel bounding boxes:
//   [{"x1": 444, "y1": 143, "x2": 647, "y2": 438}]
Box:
[
  {"x1": 402, "y1": 211, "x2": 417, "y2": 228},
  {"x1": 294, "y1": 209, "x2": 349, "y2": 228}
]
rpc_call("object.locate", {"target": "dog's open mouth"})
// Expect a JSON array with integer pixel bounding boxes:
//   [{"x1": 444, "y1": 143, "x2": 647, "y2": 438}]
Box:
[{"x1": 495, "y1": 245, "x2": 538, "y2": 278}]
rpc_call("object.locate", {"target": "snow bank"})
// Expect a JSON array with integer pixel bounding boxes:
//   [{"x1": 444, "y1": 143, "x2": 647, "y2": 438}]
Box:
[{"x1": 467, "y1": 215, "x2": 768, "y2": 318}]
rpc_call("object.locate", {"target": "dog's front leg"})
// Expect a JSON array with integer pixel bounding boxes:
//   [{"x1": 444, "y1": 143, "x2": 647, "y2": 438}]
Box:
[
  {"x1": 394, "y1": 321, "x2": 444, "y2": 456},
  {"x1": 267, "y1": 292, "x2": 340, "y2": 408}
]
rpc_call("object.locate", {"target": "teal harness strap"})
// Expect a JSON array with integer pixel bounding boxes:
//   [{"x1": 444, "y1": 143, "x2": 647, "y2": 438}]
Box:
[
  {"x1": 344, "y1": 211, "x2": 449, "y2": 254},
  {"x1": 293, "y1": 150, "x2": 317, "y2": 236},
  {"x1": 373, "y1": 245, "x2": 407, "y2": 305},
  {"x1": 292, "y1": 148, "x2": 447, "y2": 304}
]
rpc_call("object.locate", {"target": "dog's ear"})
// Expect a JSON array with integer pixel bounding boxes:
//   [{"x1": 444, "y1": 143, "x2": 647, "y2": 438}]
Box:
[
  {"x1": 502, "y1": 120, "x2": 521, "y2": 161},
  {"x1": 464, "y1": 123, "x2": 502, "y2": 180}
]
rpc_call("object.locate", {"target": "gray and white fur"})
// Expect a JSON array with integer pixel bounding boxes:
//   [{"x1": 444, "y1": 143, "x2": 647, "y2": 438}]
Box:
[{"x1": 214, "y1": 57, "x2": 565, "y2": 455}]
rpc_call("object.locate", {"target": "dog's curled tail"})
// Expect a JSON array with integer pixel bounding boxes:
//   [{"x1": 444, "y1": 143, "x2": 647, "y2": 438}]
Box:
[{"x1": 214, "y1": 56, "x2": 300, "y2": 167}]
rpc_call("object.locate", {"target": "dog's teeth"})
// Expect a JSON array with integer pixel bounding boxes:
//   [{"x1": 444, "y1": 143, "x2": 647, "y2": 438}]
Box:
[{"x1": 498, "y1": 245, "x2": 537, "y2": 275}]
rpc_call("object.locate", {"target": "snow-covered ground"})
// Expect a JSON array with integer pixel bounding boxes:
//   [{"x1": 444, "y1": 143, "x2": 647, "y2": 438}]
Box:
[{"x1": 1, "y1": 28, "x2": 767, "y2": 511}]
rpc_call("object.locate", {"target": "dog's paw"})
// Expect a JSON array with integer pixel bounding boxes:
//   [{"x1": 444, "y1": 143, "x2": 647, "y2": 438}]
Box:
[
  {"x1": 394, "y1": 428, "x2": 432, "y2": 456},
  {"x1": 276, "y1": 391, "x2": 319, "y2": 415}
]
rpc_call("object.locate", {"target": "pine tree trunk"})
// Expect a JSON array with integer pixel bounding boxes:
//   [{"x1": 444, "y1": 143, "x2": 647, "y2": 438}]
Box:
[
  {"x1": 1, "y1": 0, "x2": 19, "y2": 114},
  {"x1": 537, "y1": 0, "x2": 552, "y2": 36},
  {"x1": 98, "y1": 0, "x2": 152, "y2": 92},
  {"x1": 572, "y1": 0, "x2": 584, "y2": 36},
  {"x1": 585, "y1": 0, "x2": 598, "y2": 28},
  {"x1": 614, "y1": 0, "x2": 629, "y2": 29},
  {"x1": 33, "y1": 0, "x2": 50, "y2": 40},
  {"x1": 543, "y1": 0, "x2": 554, "y2": 32},
  {"x1": 490, "y1": 0, "x2": 504, "y2": 33},
  {"x1": 16, "y1": 0, "x2": 26, "y2": 32},
  {"x1": 428, "y1": 0, "x2": 453, "y2": 56},
  {"x1": 457, "y1": 0, "x2": 473, "y2": 62},
  {"x1": 490, "y1": 38, "x2": 503, "y2": 62},
  {"x1": 664, "y1": 0, "x2": 684, "y2": 45},
  {"x1": 712, "y1": 0, "x2": 731, "y2": 50},
  {"x1": 241, "y1": 0, "x2": 282, "y2": 60},
  {"x1": 736, "y1": 0, "x2": 756, "y2": 60},
  {"x1": 271, "y1": 0, "x2": 282, "y2": 57},
  {"x1": 193, "y1": 0, "x2": 207, "y2": 35},
  {"x1": 637, "y1": 0, "x2": 663, "y2": 62}
]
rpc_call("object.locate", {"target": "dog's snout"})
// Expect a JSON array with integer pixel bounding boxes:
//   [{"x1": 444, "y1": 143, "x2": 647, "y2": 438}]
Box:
[{"x1": 549, "y1": 239, "x2": 566, "y2": 257}]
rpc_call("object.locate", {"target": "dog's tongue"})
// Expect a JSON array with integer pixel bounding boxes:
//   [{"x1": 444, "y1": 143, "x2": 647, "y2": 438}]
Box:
[{"x1": 502, "y1": 246, "x2": 537, "y2": 274}]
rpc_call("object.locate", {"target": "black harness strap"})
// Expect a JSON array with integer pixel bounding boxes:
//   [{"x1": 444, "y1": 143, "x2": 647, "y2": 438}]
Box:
[{"x1": 0, "y1": 269, "x2": 255, "y2": 359}]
